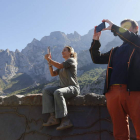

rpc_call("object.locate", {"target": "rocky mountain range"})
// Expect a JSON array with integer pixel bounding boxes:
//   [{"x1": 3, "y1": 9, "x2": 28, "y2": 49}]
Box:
[
  {"x1": 0, "y1": 21, "x2": 140, "y2": 95},
  {"x1": 0, "y1": 29, "x2": 115, "y2": 82}
]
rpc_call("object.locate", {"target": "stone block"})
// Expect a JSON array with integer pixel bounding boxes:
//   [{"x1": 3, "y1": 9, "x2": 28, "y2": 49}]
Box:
[
  {"x1": 0, "y1": 96, "x2": 5, "y2": 105},
  {"x1": 67, "y1": 95, "x2": 85, "y2": 106},
  {"x1": 0, "y1": 94, "x2": 137, "y2": 140},
  {"x1": 84, "y1": 93, "x2": 106, "y2": 106},
  {"x1": 3, "y1": 95, "x2": 24, "y2": 106},
  {"x1": 21, "y1": 94, "x2": 42, "y2": 105},
  {"x1": 0, "y1": 112, "x2": 26, "y2": 140}
]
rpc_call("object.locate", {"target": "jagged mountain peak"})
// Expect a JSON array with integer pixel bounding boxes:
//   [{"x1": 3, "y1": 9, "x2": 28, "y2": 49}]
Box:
[
  {"x1": 6, "y1": 49, "x2": 9, "y2": 52},
  {"x1": 67, "y1": 31, "x2": 81, "y2": 41},
  {"x1": 31, "y1": 38, "x2": 39, "y2": 43},
  {"x1": 0, "y1": 49, "x2": 4, "y2": 52},
  {"x1": 15, "y1": 49, "x2": 20, "y2": 53},
  {"x1": 50, "y1": 31, "x2": 66, "y2": 37}
]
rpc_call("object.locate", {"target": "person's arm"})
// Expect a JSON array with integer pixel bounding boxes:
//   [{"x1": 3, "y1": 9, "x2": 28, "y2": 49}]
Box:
[
  {"x1": 111, "y1": 24, "x2": 140, "y2": 47},
  {"x1": 103, "y1": 19, "x2": 140, "y2": 47},
  {"x1": 44, "y1": 54, "x2": 62, "y2": 77},
  {"x1": 90, "y1": 40, "x2": 111, "y2": 64},
  {"x1": 89, "y1": 26, "x2": 111, "y2": 64},
  {"x1": 48, "y1": 65, "x2": 59, "y2": 77},
  {"x1": 44, "y1": 54, "x2": 64, "y2": 69}
]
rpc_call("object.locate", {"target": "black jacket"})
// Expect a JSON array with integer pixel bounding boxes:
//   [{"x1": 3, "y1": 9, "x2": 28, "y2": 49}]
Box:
[{"x1": 89, "y1": 24, "x2": 140, "y2": 94}]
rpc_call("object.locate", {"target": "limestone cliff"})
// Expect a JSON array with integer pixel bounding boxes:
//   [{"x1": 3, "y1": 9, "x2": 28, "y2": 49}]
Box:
[{"x1": 0, "y1": 29, "x2": 115, "y2": 84}]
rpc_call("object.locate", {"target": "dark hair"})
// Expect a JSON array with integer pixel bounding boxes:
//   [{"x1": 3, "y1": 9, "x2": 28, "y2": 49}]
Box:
[
  {"x1": 65, "y1": 46, "x2": 77, "y2": 63},
  {"x1": 120, "y1": 19, "x2": 139, "y2": 34}
]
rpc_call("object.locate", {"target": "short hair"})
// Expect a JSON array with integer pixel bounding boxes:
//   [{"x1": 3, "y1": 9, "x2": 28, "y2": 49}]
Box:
[{"x1": 120, "y1": 19, "x2": 139, "y2": 34}]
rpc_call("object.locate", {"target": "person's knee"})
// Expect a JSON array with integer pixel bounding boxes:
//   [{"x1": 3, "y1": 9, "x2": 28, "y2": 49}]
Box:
[
  {"x1": 42, "y1": 88, "x2": 50, "y2": 95},
  {"x1": 53, "y1": 89, "x2": 62, "y2": 98}
]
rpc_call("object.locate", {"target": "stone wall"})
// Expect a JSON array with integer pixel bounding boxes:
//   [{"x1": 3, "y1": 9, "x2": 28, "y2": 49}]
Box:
[{"x1": 0, "y1": 93, "x2": 136, "y2": 140}]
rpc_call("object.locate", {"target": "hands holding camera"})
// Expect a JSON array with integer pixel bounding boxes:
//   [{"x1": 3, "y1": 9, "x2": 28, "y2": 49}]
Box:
[
  {"x1": 45, "y1": 54, "x2": 51, "y2": 61},
  {"x1": 93, "y1": 19, "x2": 113, "y2": 40},
  {"x1": 102, "y1": 19, "x2": 113, "y2": 30}
]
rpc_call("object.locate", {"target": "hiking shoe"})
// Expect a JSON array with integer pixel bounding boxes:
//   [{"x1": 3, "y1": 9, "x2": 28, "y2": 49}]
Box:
[
  {"x1": 43, "y1": 115, "x2": 60, "y2": 126},
  {"x1": 56, "y1": 118, "x2": 73, "y2": 130}
]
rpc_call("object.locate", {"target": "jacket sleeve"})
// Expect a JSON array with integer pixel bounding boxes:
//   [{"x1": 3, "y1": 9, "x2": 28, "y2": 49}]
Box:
[
  {"x1": 111, "y1": 24, "x2": 140, "y2": 47},
  {"x1": 89, "y1": 39, "x2": 111, "y2": 64}
]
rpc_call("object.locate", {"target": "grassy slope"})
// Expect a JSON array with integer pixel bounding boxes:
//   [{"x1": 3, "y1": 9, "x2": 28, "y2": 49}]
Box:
[
  {"x1": 8, "y1": 79, "x2": 59, "y2": 96},
  {"x1": 78, "y1": 68, "x2": 105, "y2": 89},
  {"x1": 0, "y1": 67, "x2": 105, "y2": 96},
  {"x1": 3, "y1": 73, "x2": 34, "y2": 95}
]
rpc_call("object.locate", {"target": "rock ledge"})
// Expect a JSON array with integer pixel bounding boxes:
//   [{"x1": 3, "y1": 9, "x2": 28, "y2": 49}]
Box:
[{"x1": 0, "y1": 93, "x2": 106, "y2": 106}]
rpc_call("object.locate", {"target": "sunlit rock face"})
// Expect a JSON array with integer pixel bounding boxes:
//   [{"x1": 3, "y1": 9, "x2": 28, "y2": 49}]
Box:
[
  {"x1": 0, "y1": 28, "x2": 115, "y2": 83},
  {"x1": 0, "y1": 49, "x2": 18, "y2": 80}
]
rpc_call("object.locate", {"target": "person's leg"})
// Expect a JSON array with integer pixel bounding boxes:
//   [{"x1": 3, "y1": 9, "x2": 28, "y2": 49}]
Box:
[
  {"x1": 127, "y1": 91, "x2": 140, "y2": 140},
  {"x1": 53, "y1": 86, "x2": 79, "y2": 118},
  {"x1": 42, "y1": 86, "x2": 59, "y2": 114},
  {"x1": 53, "y1": 86, "x2": 79, "y2": 130},
  {"x1": 105, "y1": 85, "x2": 130, "y2": 140},
  {"x1": 42, "y1": 86, "x2": 60, "y2": 126}
]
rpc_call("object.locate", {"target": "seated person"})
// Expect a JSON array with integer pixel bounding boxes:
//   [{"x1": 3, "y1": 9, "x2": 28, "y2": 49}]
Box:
[{"x1": 42, "y1": 46, "x2": 80, "y2": 130}]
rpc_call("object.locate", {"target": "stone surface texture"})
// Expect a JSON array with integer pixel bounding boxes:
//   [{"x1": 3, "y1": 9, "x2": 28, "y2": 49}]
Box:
[{"x1": 0, "y1": 93, "x2": 136, "y2": 140}]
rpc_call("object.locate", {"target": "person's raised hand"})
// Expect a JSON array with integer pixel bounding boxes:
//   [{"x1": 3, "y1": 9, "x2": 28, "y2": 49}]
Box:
[
  {"x1": 93, "y1": 26, "x2": 101, "y2": 40},
  {"x1": 44, "y1": 54, "x2": 51, "y2": 61},
  {"x1": 102, "y1": 19, "x2": 113, "y2": 31}
]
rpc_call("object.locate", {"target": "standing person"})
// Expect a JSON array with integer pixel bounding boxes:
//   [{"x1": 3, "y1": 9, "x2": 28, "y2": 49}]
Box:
[
  {"x1": 42, "y1": 46, "x2": 80, "y2": 130},
  {"x1": 89, "y1": 19, "x2": 140, "y2": 140}
]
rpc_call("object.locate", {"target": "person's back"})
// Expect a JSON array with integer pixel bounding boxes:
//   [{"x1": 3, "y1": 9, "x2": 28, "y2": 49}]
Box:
[
  {"x1": 56, "y1": 57, "x2": 79, "y2": 88},
  {"x1": 89, "y1": 19, "x2": 140, "y2": 140}
]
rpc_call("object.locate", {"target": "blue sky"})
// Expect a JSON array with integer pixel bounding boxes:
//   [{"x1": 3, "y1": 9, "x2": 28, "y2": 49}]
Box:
[{"x1": 0, "y1": 0, "x2": 140, "y2": 51}]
